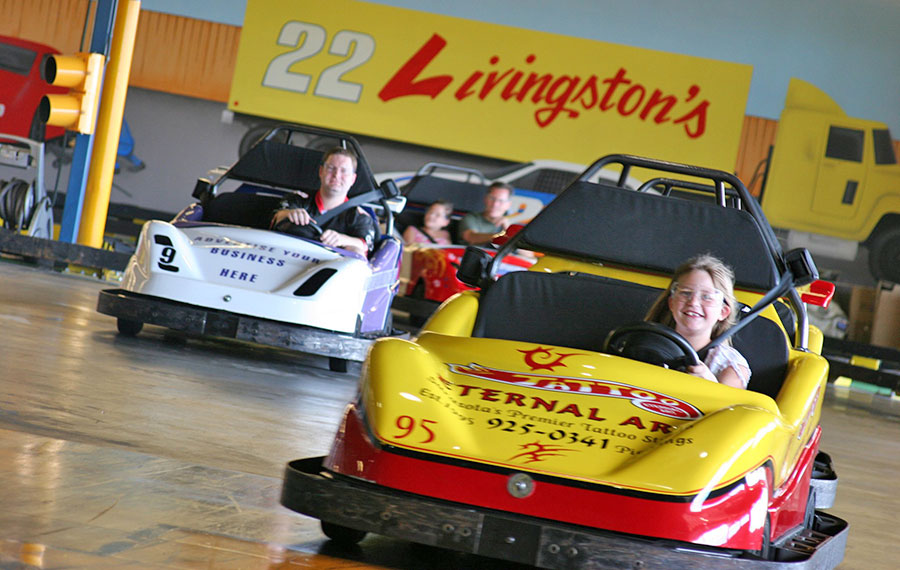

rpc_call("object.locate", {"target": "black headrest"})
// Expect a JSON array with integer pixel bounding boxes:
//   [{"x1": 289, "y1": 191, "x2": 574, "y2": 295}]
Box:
[
  {"x1": 517, "y1": 182, "x2": 780, "y2": 291},
  {"x1": 404, "y1": 176, "x2": 487, "y2": 214},
  {"x1": 230, "y1": 140, "x2": 376, "y2": 197}
]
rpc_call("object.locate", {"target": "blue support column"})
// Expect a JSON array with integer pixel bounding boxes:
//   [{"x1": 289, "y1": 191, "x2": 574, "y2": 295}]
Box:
[{"x1": 58, "y1": 0, "x2": 118, "y2": 243}]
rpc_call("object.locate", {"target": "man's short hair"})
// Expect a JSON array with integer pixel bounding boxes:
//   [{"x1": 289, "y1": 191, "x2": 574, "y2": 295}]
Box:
[
  {"x1": 322, "y1": 146, "x2": 358, "y2": 172},
  {"x1": 488, "y1": 181, "x2": 514, "y2": 198}
]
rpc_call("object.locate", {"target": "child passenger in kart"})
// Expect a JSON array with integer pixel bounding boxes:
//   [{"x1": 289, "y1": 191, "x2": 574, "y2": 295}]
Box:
[
  {"x1": 402, "y1": 200, "x2": 453, "y2": 245},
  {"x1": 271, "y1": 147, "x2": 375, "y2": 256},
  {"x1": 645, "y1": 254, "x2": 750, "y2": 389}
]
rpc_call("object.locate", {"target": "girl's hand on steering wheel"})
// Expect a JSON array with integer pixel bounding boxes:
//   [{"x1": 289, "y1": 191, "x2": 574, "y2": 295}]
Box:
[{"x1": 686, "y1": 362, "x2": 718, "y2": 382}]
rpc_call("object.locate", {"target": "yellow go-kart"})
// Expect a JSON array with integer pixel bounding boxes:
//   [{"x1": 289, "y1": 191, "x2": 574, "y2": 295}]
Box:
[{"x1": 282, "y1": 154, "x2": 848, "y2": 568}]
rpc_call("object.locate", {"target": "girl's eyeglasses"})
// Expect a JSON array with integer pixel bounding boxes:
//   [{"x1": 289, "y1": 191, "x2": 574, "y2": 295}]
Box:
[{"x1": 670, "y1": 284, "x2": 725, "y2": 306}]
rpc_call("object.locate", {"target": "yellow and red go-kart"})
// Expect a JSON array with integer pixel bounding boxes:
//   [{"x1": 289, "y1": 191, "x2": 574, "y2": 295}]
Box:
[{"x1": 281, "y1": 155, "x2": 848, "y2": 568}]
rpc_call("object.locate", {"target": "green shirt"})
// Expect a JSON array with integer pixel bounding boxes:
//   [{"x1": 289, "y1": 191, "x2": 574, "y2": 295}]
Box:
[{"x1": 458, "y1": 212, "x2": 502, "y2": 243}]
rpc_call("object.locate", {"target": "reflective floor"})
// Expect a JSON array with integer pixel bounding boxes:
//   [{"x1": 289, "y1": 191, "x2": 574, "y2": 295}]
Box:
[{"x1": 0, "y1": 260, "x2": 897, "y2": 569}]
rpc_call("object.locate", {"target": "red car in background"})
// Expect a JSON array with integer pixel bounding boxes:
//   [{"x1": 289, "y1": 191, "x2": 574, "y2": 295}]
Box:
[
  {"x1": 0, "y1": 35, "x2": 66, "y2": 141},
  {"x1": 391, "y1": 166, "x2": 539, "y2": 324}
]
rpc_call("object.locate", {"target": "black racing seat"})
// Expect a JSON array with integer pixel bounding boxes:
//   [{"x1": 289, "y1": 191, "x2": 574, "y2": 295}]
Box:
[
  {"x1": 201, "y1": 191, "x2": 284, "y2": 230},
  {"x1": 471, "y1": 271, "x2": 659, "y2": 352},
  {"x1": 732, "y1": 316, "x2": 789, "y2": 400},
  {"x1": 472, "y1": 270, "x2": 790, "y2": 400}
]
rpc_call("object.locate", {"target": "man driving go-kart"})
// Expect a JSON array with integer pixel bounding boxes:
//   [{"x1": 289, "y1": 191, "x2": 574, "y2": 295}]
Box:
[{"x1": 272, "y1": 147, "x2": 374, "y2": 256}]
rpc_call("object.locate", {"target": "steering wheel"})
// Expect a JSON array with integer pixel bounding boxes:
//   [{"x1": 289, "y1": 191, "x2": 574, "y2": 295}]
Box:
[
  {"x1": 274, "y1": 215, "x2": 323, "y2": 240},
  {"x1": 603, "y1": 321, "x2": 701, "y2": 371}
]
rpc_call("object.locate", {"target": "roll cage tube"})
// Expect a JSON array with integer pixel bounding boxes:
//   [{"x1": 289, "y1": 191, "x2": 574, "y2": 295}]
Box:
[
  {"x1": 414, "y1": 162, "x2": 489, "y2": 185},
  {"x1": 207, "y1": 123, "x2": 379, "y2": 196},
  {"x1": 698, "y1": 270, "x2": 793, "y2": 359},
  {"x1": 486, "y1": 154, "x2": 813, "y2": 351},
  {"x1": 204, "y1": 123, "x2": 401, "y2": 238}
]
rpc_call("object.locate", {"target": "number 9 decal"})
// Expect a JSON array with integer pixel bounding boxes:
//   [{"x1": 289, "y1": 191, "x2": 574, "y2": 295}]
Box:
[
  {"x1": 262, "y1": 21, "x2": 375, "y2": 103},
  {"x1": 154, "y1": 234, "x2": 179, "y2": 272}
]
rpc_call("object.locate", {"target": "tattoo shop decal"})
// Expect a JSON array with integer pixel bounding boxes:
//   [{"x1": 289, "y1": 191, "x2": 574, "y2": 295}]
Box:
[{"x1": 448, "y1": 358, "x2": 702, "y2": 421}]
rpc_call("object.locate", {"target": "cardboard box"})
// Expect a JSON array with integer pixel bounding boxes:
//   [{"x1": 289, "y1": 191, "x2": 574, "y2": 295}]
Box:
[
  {"x1": 869, "y1": 282, "x2": 900, "y2": 348},
  {"x1": 847, "y1": 285, "x2": 876, "y2": 344}
]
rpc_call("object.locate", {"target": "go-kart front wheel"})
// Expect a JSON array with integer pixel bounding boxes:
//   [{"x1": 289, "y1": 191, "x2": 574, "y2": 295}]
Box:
[
  {"x1": 329, "y1": 357, "x2": 348, "y2": 373},
  {"x1": 117, "y1": 318, "x2": 143, "y2": 337},
  {"x1": 321, "y1": 521, "x2": 367, "y2": 545}
]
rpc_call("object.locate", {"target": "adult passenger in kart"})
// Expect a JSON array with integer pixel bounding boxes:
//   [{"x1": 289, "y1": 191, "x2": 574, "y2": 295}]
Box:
[
  {"x1": 644, "y1": 254, "x2": 750, "y2": 389},
  {"x1": 271, "y1": 147, "x2": 375, "y2": 256},
  {"x1": 458, "y1": 182, "x2": 513, "y2": 245}
]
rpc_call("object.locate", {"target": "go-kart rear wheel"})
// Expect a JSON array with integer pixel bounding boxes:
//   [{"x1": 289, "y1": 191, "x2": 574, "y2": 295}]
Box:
[
  {"x1": 321, "y1": 521, "x2": 367, "y2": 545},
  {"x1": 753, "y1": 515, "x2": 773, "y2": 560},
  {"x1": 803, "y1": 487, "x2": 817, "y2": 529},
  {"x1": 329, "y1": 357, "x2": 348, "y2": 373},
  {"x1": 116, "y1": 318, "x2": 143, "y2": 337},
  {"x1": 408, "y1": 280, "x2": 428, "y2": 328}
]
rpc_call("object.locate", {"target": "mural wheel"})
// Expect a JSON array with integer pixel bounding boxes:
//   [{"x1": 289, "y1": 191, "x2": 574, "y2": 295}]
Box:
[{"x1": 868, "y1": 226, "x2": 900, "y2": 284}]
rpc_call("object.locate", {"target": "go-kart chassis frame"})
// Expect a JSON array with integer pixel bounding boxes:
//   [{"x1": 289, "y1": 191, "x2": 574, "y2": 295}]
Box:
[{"x1": 281, "y1": 456, "x2": 849, "y2": 570}]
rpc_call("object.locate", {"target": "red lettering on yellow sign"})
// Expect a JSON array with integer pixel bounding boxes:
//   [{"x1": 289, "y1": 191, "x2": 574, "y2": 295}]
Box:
[{"x1": 379, "y1": 33, "x2": 710, "y2": 136}]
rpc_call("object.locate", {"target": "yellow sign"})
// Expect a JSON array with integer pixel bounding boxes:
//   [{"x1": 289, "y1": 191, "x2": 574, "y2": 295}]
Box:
[{"x1": 231, "y1": 0, "x2": 752, "y2": 170}]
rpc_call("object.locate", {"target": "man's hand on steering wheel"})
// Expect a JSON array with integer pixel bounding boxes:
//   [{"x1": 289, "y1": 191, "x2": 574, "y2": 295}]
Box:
[
  {"x1": 319, "y1": 229, "x2": 345, "y2": 248},
  {"x1": 275, "y1": 208, "x2": 321, "y2": 230},
  {"x1": 273, "y1": 208, "x2": 324, "y2": 237},
  {"x1": 272, "y1": 204, "x2": 368, "y2": 256}
]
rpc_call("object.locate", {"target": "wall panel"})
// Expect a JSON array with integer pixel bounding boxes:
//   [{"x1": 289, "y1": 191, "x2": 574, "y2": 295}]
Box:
[
  {"x1": 0, "y1": 0, "x2": 90, "y2": 52},
  {"x1": 734, "y1": 115, "x2": 778, "y2": 195},
  {"x1": 0, "y1": 0, "x2": 238, "y2": 102}
]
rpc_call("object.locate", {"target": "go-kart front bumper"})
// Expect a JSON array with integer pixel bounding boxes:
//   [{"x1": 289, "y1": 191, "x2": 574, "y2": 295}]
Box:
[
  {"x1": 281, "y1": 456, "x2": 849, "y2": 569},
  {"x1": 97, "y1": 288, "x2": 405, "y2": 362}
]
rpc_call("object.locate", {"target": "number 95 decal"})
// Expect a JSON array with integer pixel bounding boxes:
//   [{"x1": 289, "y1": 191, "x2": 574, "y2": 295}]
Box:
[
  {"x1": 262, "y1": 21, "x2": 375, "y2": 102},
  {"x1": 154, "y1": 235, "x2": 179, "y2": 272}
]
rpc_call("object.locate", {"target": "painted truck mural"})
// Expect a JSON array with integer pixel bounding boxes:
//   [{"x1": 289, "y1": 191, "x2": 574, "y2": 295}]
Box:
[{"x1": 761, "y1": 78, "x2": 900, "y2": 283}]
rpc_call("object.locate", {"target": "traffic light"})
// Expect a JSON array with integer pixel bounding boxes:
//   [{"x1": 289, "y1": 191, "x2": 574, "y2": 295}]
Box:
[{"x1": 38, "y1": 52, "x2": 105, "y2": 135}]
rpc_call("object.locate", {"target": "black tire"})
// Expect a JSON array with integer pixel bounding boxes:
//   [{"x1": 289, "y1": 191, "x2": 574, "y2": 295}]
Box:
[
  {"x1": 868, "y1": 226, "x2": 900, "y2": 284},
  {"x1": 408, "y1": 280, "x2": 428, "y2": 328},
  {"x1": 803, "y1": 488, "x2": 817, "y2": 529},
  {"x1": 321, "y1": 521, "x2": 367, "y2": 545},
  {"x1": 329, "y1": 357, "x2": 349, "y2": 373},
  {"x1": 753, "y1": 515, "x2": 773, "y2": 560},
  {"x1": 116, "y1": 318, "x2": 143, "y2": 337},
  {"x1": 28, "y1": 109, "x2": 46, "y2": 142},
  {"x1": 238, "y1": 124, "x2": 273, "y2": 158}
]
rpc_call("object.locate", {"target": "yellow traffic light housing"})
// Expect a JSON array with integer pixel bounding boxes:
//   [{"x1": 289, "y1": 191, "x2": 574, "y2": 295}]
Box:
[{"x1": 38, "y1": 52, "x2": 105, "y2": 135}]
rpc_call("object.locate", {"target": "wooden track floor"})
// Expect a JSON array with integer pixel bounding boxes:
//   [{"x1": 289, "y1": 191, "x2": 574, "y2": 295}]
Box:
[{"x1": 0, "y1": 260, "x2": 896, "y2": 569}]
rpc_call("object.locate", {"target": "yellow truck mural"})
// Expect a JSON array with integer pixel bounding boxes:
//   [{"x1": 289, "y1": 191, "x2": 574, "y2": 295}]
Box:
[{"x1": 761, "y1": 78, "x2": 900, "y2": 283}]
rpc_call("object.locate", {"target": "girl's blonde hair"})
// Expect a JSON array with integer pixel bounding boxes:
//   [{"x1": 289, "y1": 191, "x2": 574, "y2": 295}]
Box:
[{"x1": 645, "y1": 253, "x2": 738, "y2": 340}]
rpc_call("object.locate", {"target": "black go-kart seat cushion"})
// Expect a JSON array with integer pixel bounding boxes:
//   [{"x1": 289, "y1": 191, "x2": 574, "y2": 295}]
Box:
[
  {"x1": 472, "y1": 271, "x2": 659, "y2": 352},
  {"x1": 202, "y1": 191, "x2": 284, "y2": 230}
]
